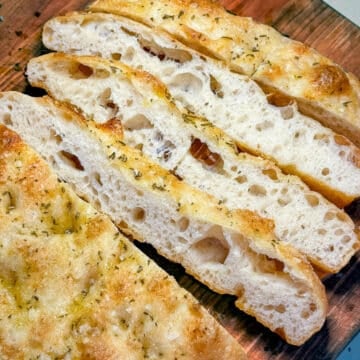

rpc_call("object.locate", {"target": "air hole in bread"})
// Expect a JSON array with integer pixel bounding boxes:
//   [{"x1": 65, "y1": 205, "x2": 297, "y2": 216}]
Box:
[
  {"x1": 177, "y1": 217, "x2": 190, "y2": 232},
  {"x1": 328, "y1": 245, "x2": 335, "y2": 252},
  {"x1": 118, "y1": 220, "x2": 128, "y2": 229},
  {"x1": 95, "y1": 68, "x2": 111, "y2": 79},
  {"x1": 264, "y1": 304, "x2": 286, "y2": 313},
  {"x1": 138, "y1": 36, "x2": 193, "y2": 63},
  {"x1": 123, "y1": 114, "x2": 153, "y2": 131},
  {"x1": 132, "y1": 207, "x2": 146, "y2": 222},
  {"x1": 339, "y1": 150, "x2": 346, "y2": 157},
  {"x1": 122, "y1": 47, "x2": 135, "y2": 62},
  {"x1": 248, "y1": 184, "x2": 267, "y2": 197},
  {"x1": 49, "y1": 128, "x2": 62, "y2": 145},
  {"x1": 262, "y1": 168, "x2": 278, "y2": 181},
  {"x1": 301, "y1": 310, "x2": 310, "y2": 319},
  {"x1": 334, "y1": 134, "x2": 351, "y2": 146},
  {"x1": 317, "y1": 228, "x2": 326, "y2": 235},
  {"x1": 305, "y1": 194, "x2": 319, "y2": 207},
  {"x1": 235, "y1": 175, "x2": 247, "y2": 184},
  {"x1": 2, "y1": 113, "x2": 13, "y2": 126},
  {"x1": 99, "y1": 88, "x2": 119, "y2": 120},
  {"x1": 59, "y1": 150, "x2": 84, "y2": 171},
  {"x1": 277, "y1": 197, "x2": 291, "y2": 206},
  {"x1": 120, "y1": 26, "x2": 137, "y2": 37},
  {"x1": 190, "y1": 138, "x2": 224, "y2": 172},
  {"x1": 156, "y1": 139, "x2": 175, "y2": 162},
  {"x1": 321, "y1": 167, "x2": 330, "y2": 176},
  {"x1": 335, "y1": 228, "x2": 344, "y2": 236},
  {"x1": 280, "y1": 106, "x2": 294, "y2": 120},
  {"x1": 324, "y1": 211, "x2": 335, "y2": 221},
  {"x1": 209, "y1": 75, "x2": 224, "y2": 98},
  {"x1": 93, "y1": 172, "x2": 103, "y2": 186},
  {"x1": 134, "y1": 143, "x2": 144, "y2": 152},
  {"x1": 336, "y1": 211, "x2": 348, "y2": 222},
  {"x1": 101, "y1": 193, "x2": 110, "y2": 205},
  {"x1": 275, "y1": 304, "x2": 286, "y2": 313},
  {"x1": 93, "y1": 198, "x2": 101, "y2": 210},
  {"x1": 314, "y1": 133, "x2": 330, "y2": 144},
  {"x1": 168, "y1": 73, "x2": 203, "y2": 94},
  {"x1": 136, "y1": 189, "x2": 144, "y2": 197},
  {"x1": 349, "y1": 149, "x2": 360, "y2": 168},
  {"x1": 70, "y1": 62, "x2": 94, "y2": 79},
  {"x1": 266, "y1": 92, "x2": 292, "y2": 107},
  {"x1": 2, "y1": 190, "x2": 16, "y2": 212},
  {"x1": 177, "y1": 236, "x2": 187, "y2": 244},
  {"x1": 190, "y1": 236, "x2": 229, "y2": 264},
  {"x1": 258, "y1": 255, "x2": 285, "y2": 273},
  {"x1": 256, "y1": 120, "x2": 273, "y2": 131},
  {"x1": 111, "y1": 53, "x2": 122, "y2": 61},
  {"x1": 342, "y1": 235, "x2": 351, "y2": 244}
]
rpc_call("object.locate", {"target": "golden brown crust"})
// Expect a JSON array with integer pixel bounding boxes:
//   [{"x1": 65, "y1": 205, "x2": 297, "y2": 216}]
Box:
[
  {"x1": 0, "y1": 123, "x2": 246, "y2": 359},
  {"x1": 89, "y1": 0, "x2": 360, "y2": 146}
]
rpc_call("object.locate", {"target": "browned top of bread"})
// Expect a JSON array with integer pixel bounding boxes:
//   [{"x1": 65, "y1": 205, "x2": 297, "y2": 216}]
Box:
[
  {"x1": 90, "y1": 0, "x2": 360, "y2": 146},
  {"x1": 0, "y1": 123, "x2": 246, "y2": 359}
]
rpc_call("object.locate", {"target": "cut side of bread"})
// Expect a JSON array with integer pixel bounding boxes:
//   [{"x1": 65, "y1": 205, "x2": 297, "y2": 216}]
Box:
[
  {"x1": 89, "y1": 0, "x2": 360, "y2": 149},
  {"x1": 26, "y1": 53, "x2": 360, "y2": 273},
  {"x1": 41, "y1": 12, "x2": 360, "y2": 208},
  {"x1": 0, "y1": 92, "x2": 328, "y2": 345},
  {"x1": 0, "y1": 123, "x2": 246, "y2": 359}
]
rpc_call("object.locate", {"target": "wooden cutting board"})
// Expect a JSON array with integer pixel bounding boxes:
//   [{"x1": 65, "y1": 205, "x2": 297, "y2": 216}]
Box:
[{"x1": 0, "y1": 0, "x2": 359, "y2": 359}]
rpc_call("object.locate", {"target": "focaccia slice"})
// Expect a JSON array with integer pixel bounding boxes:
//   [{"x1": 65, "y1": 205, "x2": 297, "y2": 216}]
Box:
[
  {"x1": 0, "y1": 124, "x2": 246, "y2": 359},
  {"x1": 26, "y1": 53, "x2": 360, "y2": 273},
  {"x1": 0, "y1": 92, "x2": 327, "y2": 345},
  {"x1": 89, "y1": 0, "x2": 360, "y2": 148}
]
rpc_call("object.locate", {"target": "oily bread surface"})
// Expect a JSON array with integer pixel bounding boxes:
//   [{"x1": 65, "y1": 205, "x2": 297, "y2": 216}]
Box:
[
  {"x1": 89, "y1": 0, "x2": 360, "y2": 147},
  {"x1": 0, "y1": 123, "x2": 245, "y2": 359},
  {"x1": 0, "y1": 92, "x2": 328, "y2": 345}
]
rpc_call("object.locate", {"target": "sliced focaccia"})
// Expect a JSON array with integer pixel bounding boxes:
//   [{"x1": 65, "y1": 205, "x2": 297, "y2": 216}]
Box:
[
  {"x1": 41, "y1": 11, "x2": 360, "y2": 208},
  {"x1": 0, "y1": 92, "x2": 327, "y2": 345},
  {"x1": 26, "y1": 53, "x2": 360, "y2": 273},
  {"x1": 0, "y1": 124, "x2": 246, "y2": 359},
  {"x1": 89, "y1": 0, "x2": 360, "y2": 148}
]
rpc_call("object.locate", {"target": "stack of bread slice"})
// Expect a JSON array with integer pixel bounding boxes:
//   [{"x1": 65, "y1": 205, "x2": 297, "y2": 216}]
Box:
[
  {"x1": 41, "y1": 12, "x2": 360, "y2": 208},
  {"x1": 0, "y1": 91, "x2": 327, "y2": 346},
  {"x1": 26, "y1": 53, "x2": 359, "y2": 275},
  {"x1": 0, "y1": 0, "x2": 359, "y2": 352},
  {"x1": 90, "y1": 0, "x2": 360, "y2": 149}
]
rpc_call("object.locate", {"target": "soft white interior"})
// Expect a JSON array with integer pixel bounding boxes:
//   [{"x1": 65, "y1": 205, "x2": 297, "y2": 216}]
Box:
[
  {"x1": 42, "y1": 13, "x2": 360, "y2": 199},
  {"x1": 26, "y1": 56, "x2": 359, "y2": 272},
  {"x1": 0, "y1": 92, "x2": 326, "y2": 344}
]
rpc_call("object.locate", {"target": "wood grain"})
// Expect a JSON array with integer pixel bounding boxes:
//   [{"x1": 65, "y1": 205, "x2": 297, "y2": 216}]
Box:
[{"x1": 0, "y1": 0, "x2": 359, "y2": 359}]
